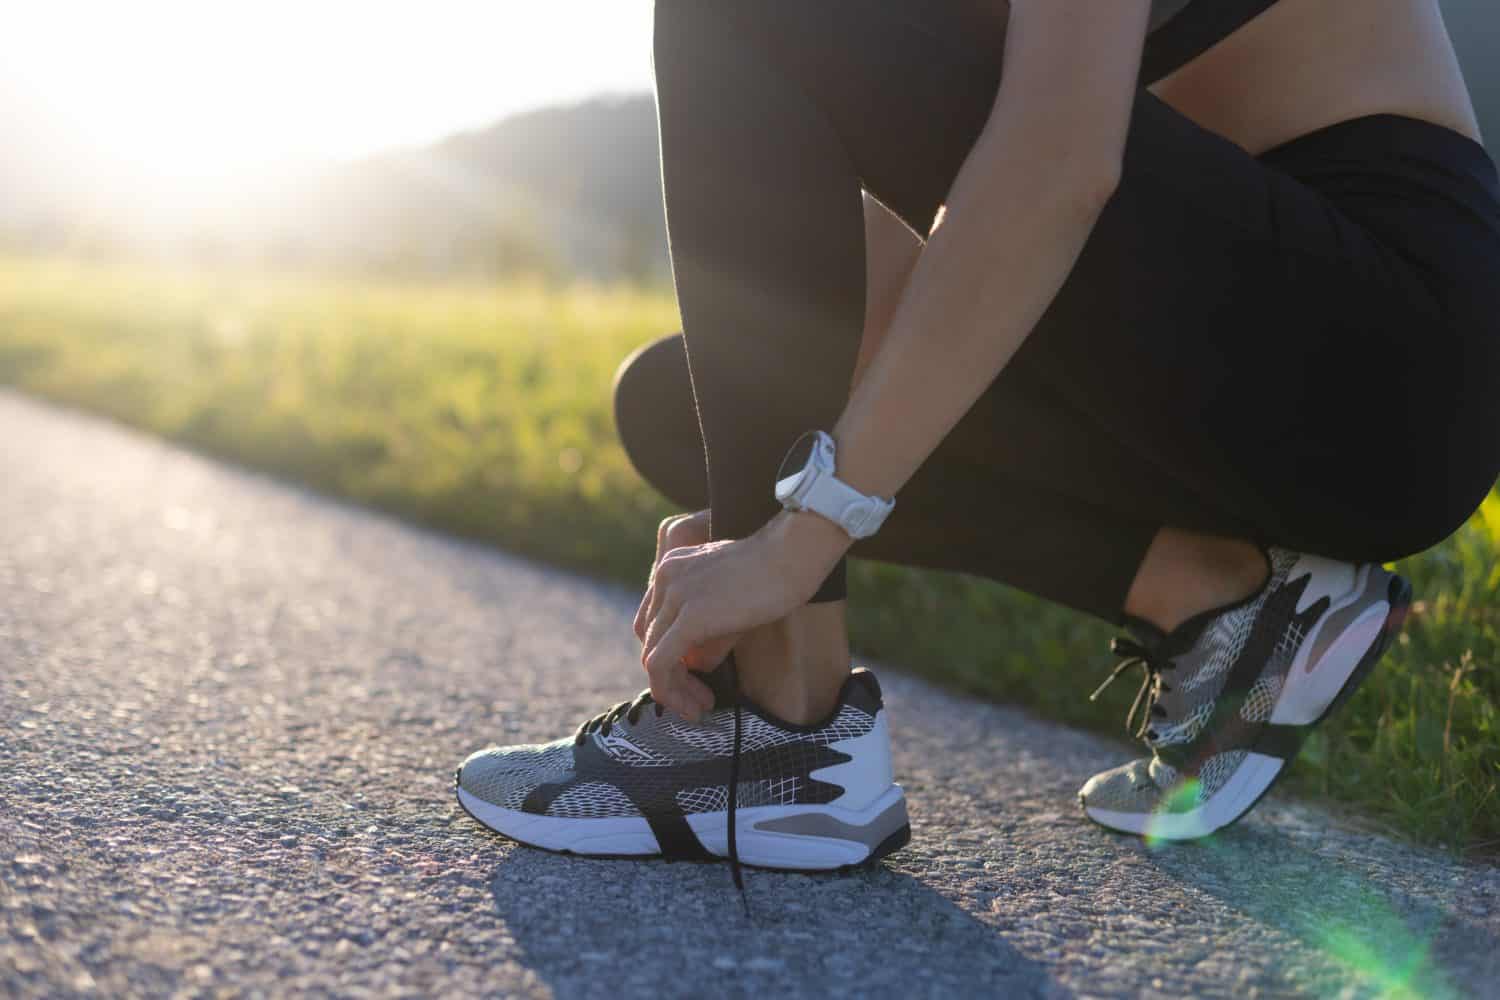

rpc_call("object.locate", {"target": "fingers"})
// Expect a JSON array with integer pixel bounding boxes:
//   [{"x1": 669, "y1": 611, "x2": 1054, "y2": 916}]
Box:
[
  {"x1": 634, "y1": 532, "x2": 752, "y2": 720},
  {"x1": 641, "y1": 589, "x2": 731, "y2": 688},
  {"x1": 640, "y1": 548, "x2": 684, "y2": 649},
  {"x1": 657, "y1": 511, "x2": 710, "y2": 565},
  {"x1": 640, "y1": 556, "x2": 687, "y2": 667},
  {"x1": 635, "y1": 516, "x2": 681, "y2": 642},
  {"x1": 643, "y1": 613, "x2": 715, "y2": 719},
  {"x1": 636, "y1": 512, "x2": 711, "y2": 643},
  {"x1": 632, "y1": 580, "x2": 653, "y2": 643},
  {"x1": 642, "y1": 541, "x2": 711, "y2": 650}
]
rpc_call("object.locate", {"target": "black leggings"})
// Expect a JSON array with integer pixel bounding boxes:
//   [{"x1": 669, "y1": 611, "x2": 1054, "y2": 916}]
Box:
[{"x1": 616, "y1": 0, "x2": 1500, "y2": 623}]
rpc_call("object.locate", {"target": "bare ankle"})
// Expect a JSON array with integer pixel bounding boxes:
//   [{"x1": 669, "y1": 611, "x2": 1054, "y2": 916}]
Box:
[
  {"x1": 1124, "y1": 529, "x2": 1269, "y2": 634},
  {"x1": 732, "y1": 601, "x2": 851, "y2": 726}
]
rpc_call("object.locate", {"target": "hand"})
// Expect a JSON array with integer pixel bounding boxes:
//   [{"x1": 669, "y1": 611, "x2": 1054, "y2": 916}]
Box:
[
  {"x1": 637, "y1": 511, "x2": 850, "y2": 720},
  {"x1": 633, "y1": 509, "x2": 712, "y2": 644}
]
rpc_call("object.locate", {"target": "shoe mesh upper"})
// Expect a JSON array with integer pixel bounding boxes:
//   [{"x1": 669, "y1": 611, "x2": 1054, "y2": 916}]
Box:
[
  {"x1": 1152, "y1": 548, "x2": 1302, "y2": 750},
  {"x1": 462, "y1": 741, "x2": 574, "y2": 811},
  {"x1": 459, "y1": 698, "x2": 878, "y2": 819},
  {"x1": 1082, "y1": 546, "x2": 1385, "y2": 819}
]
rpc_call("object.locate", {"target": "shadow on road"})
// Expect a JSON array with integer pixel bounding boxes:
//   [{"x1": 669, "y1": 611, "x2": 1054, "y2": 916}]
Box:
[
  {"x1": 1144, "y1": 825, "x2": 1495, "y2": 1000},
  {"x1": 486, "y1": 847, "x2": 1063, "y2": 999}
]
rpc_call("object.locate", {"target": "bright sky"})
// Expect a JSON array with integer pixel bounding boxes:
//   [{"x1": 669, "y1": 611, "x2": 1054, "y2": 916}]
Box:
[{"x1": 4, "y1": 1, "x2": 656, "y2": 185}]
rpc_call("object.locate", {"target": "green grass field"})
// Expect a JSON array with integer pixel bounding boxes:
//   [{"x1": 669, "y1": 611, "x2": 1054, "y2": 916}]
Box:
[{"x1": 2, "y1": 255, "x2": 1495, "y2": 854}]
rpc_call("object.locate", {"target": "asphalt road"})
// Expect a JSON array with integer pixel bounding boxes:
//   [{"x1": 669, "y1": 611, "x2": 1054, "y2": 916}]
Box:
[{"x1": 2, "y1": 388, "x2": 1497, "y2": 999}]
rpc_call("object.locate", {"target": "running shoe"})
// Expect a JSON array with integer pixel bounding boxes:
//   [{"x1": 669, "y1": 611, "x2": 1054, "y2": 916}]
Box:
[
  {"x1": 455, "y1": 659, "x2": 910, "y2": 879},
  {"x1": 1078, "y1": 546, "x2": 1412, "y2": 840}
]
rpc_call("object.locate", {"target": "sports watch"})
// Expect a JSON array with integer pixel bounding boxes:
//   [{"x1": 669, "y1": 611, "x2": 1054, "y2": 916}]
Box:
[{"x1": 774, "y1": 430, "x2": 895, "y2": 540}]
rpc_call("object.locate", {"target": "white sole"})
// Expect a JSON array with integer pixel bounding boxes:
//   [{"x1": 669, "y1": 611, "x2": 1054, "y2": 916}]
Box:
[{"x1": 457, "y1": 783, "x2": 909, "y2": 870}]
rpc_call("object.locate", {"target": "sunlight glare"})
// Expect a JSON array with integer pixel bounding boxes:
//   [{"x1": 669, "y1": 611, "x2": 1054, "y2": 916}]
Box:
[{"x1": 4, "y1": 1, "x2": 656, "y2": 188}]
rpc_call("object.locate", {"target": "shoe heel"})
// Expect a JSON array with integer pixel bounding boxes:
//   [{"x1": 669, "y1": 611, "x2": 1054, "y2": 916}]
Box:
[
  {"x1": 1317, "y1": 573, "x2": 1411, "y2": 725},
  {"x1": 695, "y1": 784, "x2": 909, "y2": 871},
  {"x1": 1273, "y1": 568, "x2": 1410, "y2": 725},
  {"x1": 859, "y1": 820, "x2": 912, "y2": 870}
]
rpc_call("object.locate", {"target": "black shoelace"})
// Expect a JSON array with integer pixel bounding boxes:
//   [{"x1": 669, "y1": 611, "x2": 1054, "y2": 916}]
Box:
[
  {"x1": 572, "y1": 660, "x2": 752, "y2": 920},
  {"x1": 725, "y1": 655, "x2": 748, "y2": 919},
  {"x1": 573, "y1": 689, "x2": 663, "y2": 743},
  {"x1": 1089, "y1": 635, "x2": 1177, "y2": 743}
]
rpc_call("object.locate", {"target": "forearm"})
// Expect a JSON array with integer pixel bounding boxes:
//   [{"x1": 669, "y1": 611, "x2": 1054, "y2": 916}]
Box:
[
  {"x1": 831, "y1": 119, "x2": 1118, "y2": 503},
  {"x1": 824, "y1": 0, "x2": 1150, "y2": 516},
  {"x1": 776, "y1": 0, "x2": 1150, "y2": 559}
]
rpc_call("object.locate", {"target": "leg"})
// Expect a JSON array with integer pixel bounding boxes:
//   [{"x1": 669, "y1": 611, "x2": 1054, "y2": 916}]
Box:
[
  {"x1": 618, "y1": 330, "x2": 1260, "y2": 626},
  {"x1": 649, "y1": 0, "x2": 1257, "y2": 622},
  {"x1": 653, "y1": 0, "x2": 868, "y2": 604},
  {"x1": 648, "y1": 0, "x2": 1481, "y2": 711}
]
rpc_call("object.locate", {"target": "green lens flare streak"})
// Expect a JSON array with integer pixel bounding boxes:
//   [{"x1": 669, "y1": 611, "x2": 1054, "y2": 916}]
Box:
[{"x1": 1140, "y1": 776, "x2": 1452, "y2": 1000}]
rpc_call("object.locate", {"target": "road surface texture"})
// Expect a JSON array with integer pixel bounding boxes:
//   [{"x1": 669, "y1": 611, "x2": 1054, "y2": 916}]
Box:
[{"x1": 2, "y1": 388, "x2": 1497, "y2": 999}]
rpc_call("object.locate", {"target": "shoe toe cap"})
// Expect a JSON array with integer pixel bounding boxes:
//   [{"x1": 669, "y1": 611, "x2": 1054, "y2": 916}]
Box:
[
  {"x1": 1079, "y1": 758, "x2": 1159, "y2": 814},
  {"x1": 457, "y1": 740, "x2": 575, "y2": 809}
]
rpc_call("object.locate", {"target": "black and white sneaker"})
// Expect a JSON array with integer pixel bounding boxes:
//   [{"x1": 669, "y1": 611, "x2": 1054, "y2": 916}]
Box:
[
  {"x1": 1079, "y1": 546, "x2": 1412, "y2": 840},
  {"x1": 455, "y1": 661, "x2": 910, "y2": 875}
]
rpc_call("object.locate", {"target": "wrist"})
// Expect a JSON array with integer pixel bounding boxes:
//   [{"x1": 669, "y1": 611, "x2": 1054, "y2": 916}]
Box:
[{"x1": 770, "y1": 507, "x2": 855, "y2": 560}]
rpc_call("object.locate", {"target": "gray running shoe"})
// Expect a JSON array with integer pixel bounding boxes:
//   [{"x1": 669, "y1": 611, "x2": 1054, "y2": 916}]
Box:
[
  {"x1": 1079, "y1": 547, "x2": 1412, "y2": 840},
  {"x1": 456, "y1": 664, "x2": 909, "y2": 877}
]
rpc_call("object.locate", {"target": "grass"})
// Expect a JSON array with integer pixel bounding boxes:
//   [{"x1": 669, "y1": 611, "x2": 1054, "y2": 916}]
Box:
[{"x1": 1, "y1": 254, "x2": 1495, "y2": 855}]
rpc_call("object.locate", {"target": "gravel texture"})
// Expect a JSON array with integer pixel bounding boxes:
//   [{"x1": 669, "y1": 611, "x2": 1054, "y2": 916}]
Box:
[{"x1": 2, "y1": 388, "x2": 1497, "y2": 999}]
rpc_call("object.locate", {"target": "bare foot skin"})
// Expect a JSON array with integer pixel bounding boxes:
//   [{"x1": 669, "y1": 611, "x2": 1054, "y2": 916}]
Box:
[{"x1": 1123, "y1": 527, "x2": 1270, "y2": 633}]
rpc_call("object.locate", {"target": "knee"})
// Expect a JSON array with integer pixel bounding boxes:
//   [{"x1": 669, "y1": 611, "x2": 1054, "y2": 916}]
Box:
[
  {"x1": 1355, "y1": 460, "x2": 1497, "y2": 562},
  {"x1": 612, "y1": 331, "x2": 688, "y2": 441},
  {"x1": 1392, "y1": 474, "x2": 1496, "y2": 559},
  {"x1": 611, "y1": 332, "x2": 707, "y2": 510}
]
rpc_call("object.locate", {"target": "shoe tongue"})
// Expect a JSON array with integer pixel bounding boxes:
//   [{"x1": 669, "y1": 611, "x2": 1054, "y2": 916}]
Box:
[
  {"x1": 1120, "y1": 613, "x2": 1169, "y2": 651},
  {"x1": 1120, "y1": 611, "x2": 1211, "y2": 658}
]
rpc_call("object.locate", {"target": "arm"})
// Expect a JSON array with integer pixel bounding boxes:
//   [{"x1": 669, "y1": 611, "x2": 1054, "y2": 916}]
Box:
[{"x1": 792, "y1": 0, "x2": 1153, "y2": 551}]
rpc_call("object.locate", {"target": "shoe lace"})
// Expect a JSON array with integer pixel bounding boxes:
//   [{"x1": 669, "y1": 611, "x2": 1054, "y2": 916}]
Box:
[
  {"x1": 1089, "y1": 635, "x2": 1177, "y2": 744},
  {"x1": 572, "y1": 689, "x2": 662, "y2": 744},
  {"x1": 570, "y1": 660, "x2": 752, "y2": 921},
  {"x1": 725, "y1": 655, "x2": 749, "y2": 919}
]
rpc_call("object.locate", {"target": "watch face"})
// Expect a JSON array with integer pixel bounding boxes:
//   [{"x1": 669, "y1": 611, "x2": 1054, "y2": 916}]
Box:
[{"x1": 775, "y1": 430, "x2": 821, "y2": 503}]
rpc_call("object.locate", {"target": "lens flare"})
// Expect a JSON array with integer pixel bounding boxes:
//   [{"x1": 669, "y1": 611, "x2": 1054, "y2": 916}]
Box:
[
  {"x1": 1142, "y1": 780, "x2": 1457, "y2": 998},
  {"x1": 1141, "y1": 776, "x2": 1206, "y2": 847}
]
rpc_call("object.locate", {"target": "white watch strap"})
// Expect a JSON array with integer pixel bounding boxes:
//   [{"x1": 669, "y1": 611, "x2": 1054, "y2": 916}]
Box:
[{"x1": 801, "y1": 468, "x2": 894, "y2": 539}]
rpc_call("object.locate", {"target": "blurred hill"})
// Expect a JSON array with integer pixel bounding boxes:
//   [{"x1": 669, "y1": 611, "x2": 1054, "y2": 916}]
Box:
[
  {"x1": 0, "y1": 94, "x2": 670, "y2": 282},
  {"x1": 0, "y1": 0, "x2": 1495, "y2": 282},
  {"x1": 247, "y1": 95, "x2": 669, "y2": 281}
]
